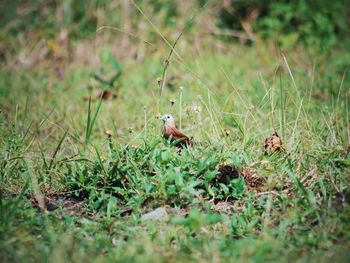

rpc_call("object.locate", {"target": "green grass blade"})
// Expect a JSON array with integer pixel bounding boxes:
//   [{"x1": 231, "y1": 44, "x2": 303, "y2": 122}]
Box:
[
  {"x1": 48, "y1": 129, "x2": 68, "y2": 171},
  {"x1": 89, "y1": 96, "x2": 103, "y2": 138},
  {"x1": 85, "y1": 97, "x2": 92, "y2": 143},
  {"x1": 94, "y1": 146, "x2": 108, "y2": 184},
  {"x1": 85, "y1": 96, "x2": 103, "y2": 144}
]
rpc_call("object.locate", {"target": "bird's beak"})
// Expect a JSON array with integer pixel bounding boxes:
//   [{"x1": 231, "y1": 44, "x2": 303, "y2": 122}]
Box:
[{"x1": 160, "y1": 116, "x2": 166, "y2": 122}]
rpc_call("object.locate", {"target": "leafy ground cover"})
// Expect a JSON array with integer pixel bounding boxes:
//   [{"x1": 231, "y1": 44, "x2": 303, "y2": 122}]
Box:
[{"x1": 1, "y1": 1, "x2": 350, "y2": 262}]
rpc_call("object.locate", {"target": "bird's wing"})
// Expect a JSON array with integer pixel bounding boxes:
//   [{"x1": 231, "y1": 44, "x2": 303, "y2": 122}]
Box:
[{"x1": 166, "y1": 126, "x2": 189, "y2": 141}]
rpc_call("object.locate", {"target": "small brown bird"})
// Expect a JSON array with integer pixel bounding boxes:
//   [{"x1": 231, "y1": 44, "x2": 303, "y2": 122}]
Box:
[{"x1": 161, "y1": 114, "x2": 192, "y2": 147}]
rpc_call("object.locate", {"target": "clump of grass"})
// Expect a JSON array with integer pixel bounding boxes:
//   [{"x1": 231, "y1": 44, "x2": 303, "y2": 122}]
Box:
[{"x1": 65, "y1": 139, "x2": 251, "y2": 210}]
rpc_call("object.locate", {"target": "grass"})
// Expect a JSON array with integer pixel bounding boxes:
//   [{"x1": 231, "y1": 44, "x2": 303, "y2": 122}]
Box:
[{"x1": 0, "y1": 33, "x2": 349, "y2": 262}]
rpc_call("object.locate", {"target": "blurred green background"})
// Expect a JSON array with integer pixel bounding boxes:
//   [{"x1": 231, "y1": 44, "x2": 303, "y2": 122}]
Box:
[{"x1": 1, "y1": 0, "x2": 349, "y2": 62}]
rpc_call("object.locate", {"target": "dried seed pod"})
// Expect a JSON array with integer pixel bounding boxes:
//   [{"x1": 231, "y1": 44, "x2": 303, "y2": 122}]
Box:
[{"x1": 264, "y1": 131, "x2": 283, "y2": 154}]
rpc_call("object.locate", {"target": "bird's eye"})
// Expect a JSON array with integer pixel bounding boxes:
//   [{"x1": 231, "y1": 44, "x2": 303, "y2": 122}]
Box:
[{"x1": 167, "y1": 116, "x2": 170, "y2": 119}]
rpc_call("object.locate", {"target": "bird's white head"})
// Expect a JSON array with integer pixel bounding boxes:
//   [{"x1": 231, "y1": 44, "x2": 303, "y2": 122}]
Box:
[{"x1": 160, "y1": 114, "x2": 175, "y2": 127}]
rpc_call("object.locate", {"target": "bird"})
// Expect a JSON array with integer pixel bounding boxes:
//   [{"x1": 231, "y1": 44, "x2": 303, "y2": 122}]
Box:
[{"x1": 160, "y1": 114, "x2": 192, "y2": 147}]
